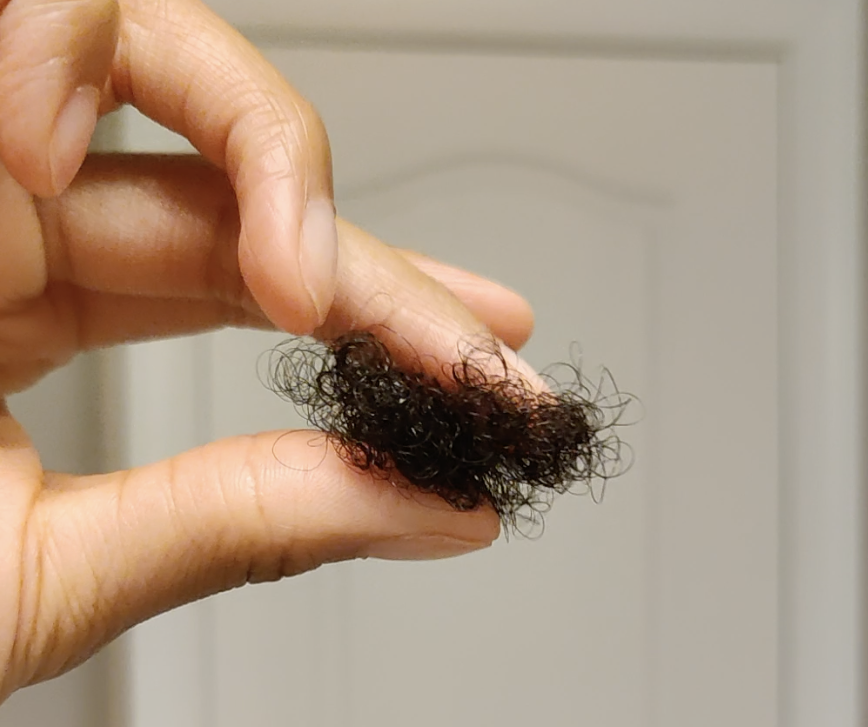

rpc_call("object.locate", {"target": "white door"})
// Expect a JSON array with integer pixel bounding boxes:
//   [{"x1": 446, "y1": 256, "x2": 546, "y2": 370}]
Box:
[{"x1": 108, "y1": 3, "x2": 866, "y2": 726}]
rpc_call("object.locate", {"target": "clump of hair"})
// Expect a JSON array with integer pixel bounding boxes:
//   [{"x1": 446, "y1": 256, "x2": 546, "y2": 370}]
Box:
[{"x1": 266, "y1": 332, "x2": 633, "y2": 534}]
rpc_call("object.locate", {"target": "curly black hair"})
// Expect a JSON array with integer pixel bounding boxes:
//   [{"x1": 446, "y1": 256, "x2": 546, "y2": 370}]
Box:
[{"x1": 266, "y1": 332, "x2": 633, "y2": 534}]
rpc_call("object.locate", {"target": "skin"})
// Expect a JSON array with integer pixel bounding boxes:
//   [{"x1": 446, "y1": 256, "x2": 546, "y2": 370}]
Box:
[{"x1": 0, "y1": 0, "x2": 539, "y2": 702}]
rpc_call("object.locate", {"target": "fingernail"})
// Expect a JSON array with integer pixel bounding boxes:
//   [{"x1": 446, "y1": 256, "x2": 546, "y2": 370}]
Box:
[
  {"x1": 50, "y1": 86, "x2": 100, "y2": 195},
  {"x1": 365, "y1": 534, "x2": 491, "y2": 561},
  {"x1": 299, "y1": 198, "x2": 339, "y2": 326},
  {"x1": 497, "y1": 341, "x2": 551, "y2": 395}
]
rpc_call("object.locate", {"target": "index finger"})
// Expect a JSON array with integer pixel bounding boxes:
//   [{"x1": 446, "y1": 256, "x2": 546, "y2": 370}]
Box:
[{"x1": 113, "y1": 0, "x2": 337, "y2": 335}]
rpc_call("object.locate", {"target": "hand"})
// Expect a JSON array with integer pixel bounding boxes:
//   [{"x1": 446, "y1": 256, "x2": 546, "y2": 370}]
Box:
[{"x1": 0, "y1": 0, "x2": 538, "y2": 701}]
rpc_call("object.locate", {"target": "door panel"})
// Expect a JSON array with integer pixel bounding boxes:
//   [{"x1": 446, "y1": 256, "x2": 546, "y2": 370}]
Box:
[{"x1": 198, "y1": 50, "x2": 777, "y2": 726}]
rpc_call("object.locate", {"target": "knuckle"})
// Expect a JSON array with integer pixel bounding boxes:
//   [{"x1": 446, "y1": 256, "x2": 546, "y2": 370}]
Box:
[
  {"x1": 227, "y1": 434, "x2": 320, "y2": 580},
  {"x1": 244, "y1": 91, "x2": 332, "y2": 182},
  {"x1": 231, "y1": 436, "x2": 277, "y2": 535}
]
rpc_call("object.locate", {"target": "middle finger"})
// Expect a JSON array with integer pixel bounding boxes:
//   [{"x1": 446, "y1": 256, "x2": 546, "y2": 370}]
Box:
[{"x1": 38, "y1": 154, "x2": 535, "y2": 354}]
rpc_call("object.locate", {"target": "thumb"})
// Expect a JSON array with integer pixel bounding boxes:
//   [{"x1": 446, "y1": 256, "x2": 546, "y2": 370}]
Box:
[
  {"x1": 0, "y1": 0, "x2": 118, "y2": 197},
  {"x1": 12, "y1": 431, "x2": 498, "y2": 689}
]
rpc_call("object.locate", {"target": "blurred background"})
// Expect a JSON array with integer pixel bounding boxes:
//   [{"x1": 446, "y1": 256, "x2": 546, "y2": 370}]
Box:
[{"x1": 1, "y1": 1, "x2": 864, "y2": 726}]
